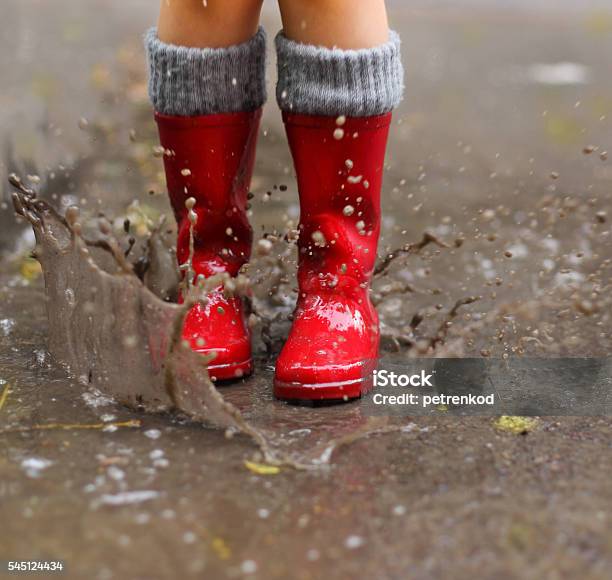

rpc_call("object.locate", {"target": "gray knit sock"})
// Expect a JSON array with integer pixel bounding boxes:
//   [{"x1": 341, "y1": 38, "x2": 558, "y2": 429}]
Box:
[
  {"x1": 145, "y1": 27, "x2": 267, "y2": 116},
  {"x1": 275, "y1": 31, "x2": 403, "y2": 117}
]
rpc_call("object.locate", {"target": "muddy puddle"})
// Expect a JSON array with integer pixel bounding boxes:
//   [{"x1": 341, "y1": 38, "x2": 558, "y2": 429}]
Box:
[{"x1": 4, "y1": 107, "x2": 610, "y2": 468}]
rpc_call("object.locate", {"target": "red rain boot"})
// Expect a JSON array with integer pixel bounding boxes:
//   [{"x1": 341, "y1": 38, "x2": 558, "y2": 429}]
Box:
[
  {"x1": 155, "y1": 109, "x2": 261, "y2": 380},
  {"x1": 274, "y1": 112, "x2": 392, "y2": 401}
]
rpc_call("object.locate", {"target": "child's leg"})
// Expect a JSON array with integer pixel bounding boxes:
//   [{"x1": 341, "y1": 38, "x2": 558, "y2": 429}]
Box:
[
  {"x1": 146, "y1": 1, "x2": 267, "y2": 380},
  {"x1": 158, "y1": 0, "x2": 263, "y2": 48},
  {"x1": 278, "y1": 0, "x2": 389, "y2": 49},
  {"x1": 273, "y1": 1, "x2": 403, "y2": 400}
]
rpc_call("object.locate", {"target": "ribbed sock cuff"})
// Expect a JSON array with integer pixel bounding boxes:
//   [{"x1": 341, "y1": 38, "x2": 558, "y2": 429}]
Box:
[
  {"x1": 145, "y1": 27, "x2": 267, "y2": 116},
  {"x1": 275, "y1": 31, "x2": 404, "y2": 117}
]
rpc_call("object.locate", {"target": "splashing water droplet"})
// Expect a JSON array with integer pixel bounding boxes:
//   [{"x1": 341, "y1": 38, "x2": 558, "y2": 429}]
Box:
[
  {"x1": 311, "y1": 231, "x2": 327, "y2": 247},
  {"x1": 256, "y1": 238, "x2": 273, "y2": 256},
  {"x1": 65, "y1": 288, "x2": 76, "y2": 306}
]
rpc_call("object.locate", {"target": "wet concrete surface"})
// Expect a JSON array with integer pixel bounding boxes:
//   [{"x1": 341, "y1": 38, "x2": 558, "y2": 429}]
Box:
[{"x1": 1, "y1": 1, "x2": 612, "y2": 578}]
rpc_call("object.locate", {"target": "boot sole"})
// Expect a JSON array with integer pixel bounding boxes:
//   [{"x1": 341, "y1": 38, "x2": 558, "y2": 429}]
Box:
[
  {"x1": 273, "y1": 375, "x2": 374, "y2": 404},
  {"x1": 207, "y1": 358, "x2": 253, "y2": 382}
]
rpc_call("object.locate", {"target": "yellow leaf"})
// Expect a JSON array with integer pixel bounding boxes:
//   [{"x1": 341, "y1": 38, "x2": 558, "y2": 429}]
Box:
[
  {"x1": 0, "y1": 384, "x2": 10, "y2": 413},
  {"x1": 494, "y1": 416, "x2": 538, "y2": 434},
  {"x1": 211, "y1": 537, "x2": 231, "y2": 560},
  {"x1": 545, "y1": 115, "x2": 582, "y2": 146},
  {"x1": 20, "y1": 257, "x2": 42, "y2": 282},
  {"x1": 1, "y1": 420, "x2": 141, "y2": 434},
  {"x1": 585, "y1": 10, "x2": 612, "y2": 36},
  {"x1": 244, "y1": 460, "x2": 280, "y2": 475}
]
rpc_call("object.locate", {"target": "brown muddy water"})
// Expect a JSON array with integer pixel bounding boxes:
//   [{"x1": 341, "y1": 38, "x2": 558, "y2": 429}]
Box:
[{"x1": 1, "y1": 2, "x2": 611, "y2": 579}]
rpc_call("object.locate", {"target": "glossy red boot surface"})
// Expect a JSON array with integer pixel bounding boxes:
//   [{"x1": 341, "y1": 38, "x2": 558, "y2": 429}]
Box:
[
  {"x1": 155, "y1": 109, "x2": 261, "y2": 380},
  {"x1": 274, "y1": 112, "x2": 392, "y2": 401}
]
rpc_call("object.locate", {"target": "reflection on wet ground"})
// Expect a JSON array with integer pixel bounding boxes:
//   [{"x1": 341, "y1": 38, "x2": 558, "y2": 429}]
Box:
[{"x1": 1, "y1": 2, "x2": 611, "y2": 578}]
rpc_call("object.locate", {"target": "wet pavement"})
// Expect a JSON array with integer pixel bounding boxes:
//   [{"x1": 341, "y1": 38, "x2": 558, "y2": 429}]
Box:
[{"x1": 1, "y1": 1, "x2": 611, "y2": 579}]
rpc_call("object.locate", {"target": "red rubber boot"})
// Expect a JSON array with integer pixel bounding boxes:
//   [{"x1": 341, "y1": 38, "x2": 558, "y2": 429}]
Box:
[
  {"x1": 155, "y1": 109, "x2": 261, "y2": 380},
  {"x1": 274, "y1": 112, "x2": 392, "y2": 401}
]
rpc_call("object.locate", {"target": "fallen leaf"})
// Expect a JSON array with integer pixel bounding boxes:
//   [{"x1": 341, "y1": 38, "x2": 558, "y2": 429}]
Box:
[
  {"x1": 244, "y1": 460, "x2": 280, "y2": 475},
  {"x1": 494, "y1": 416, "x2": 538, "y2": 434}
]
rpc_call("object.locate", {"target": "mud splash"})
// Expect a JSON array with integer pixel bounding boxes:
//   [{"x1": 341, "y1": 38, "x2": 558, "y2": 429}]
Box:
[{"x1": 10, "y1": 174, "x2": 333, "y2": 468}]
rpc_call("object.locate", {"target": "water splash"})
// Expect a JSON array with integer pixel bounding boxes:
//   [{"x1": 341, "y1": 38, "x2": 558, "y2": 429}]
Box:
[{"x1": 9, "y1": 174, "x2": 304, "y2": 466}]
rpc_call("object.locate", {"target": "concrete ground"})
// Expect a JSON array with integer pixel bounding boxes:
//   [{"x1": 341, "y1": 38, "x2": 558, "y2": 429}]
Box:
[{"x1": 1, "y1": 1, "x2": 611, "y2": 579}]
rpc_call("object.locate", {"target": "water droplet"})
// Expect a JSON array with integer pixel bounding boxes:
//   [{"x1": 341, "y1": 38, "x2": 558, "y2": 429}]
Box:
[
  {"x1": 144, "y1": 429, "x2": 162, "y2": 440},
  {"x1": 256, "y1": 238, "x2": 273, "y2": 256},
  {"x1": 311, "y1": 231, "x2": 327, "y2": 247},
  {"x1": 241, "y1": 560, "x2": 257, "y2": 574},
  {"x1": 65, "y1": 288, "x2": 76, "y2": 306},
  {"x1": 344, "y1": 535, "x2": 365, "y2": 549}
]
